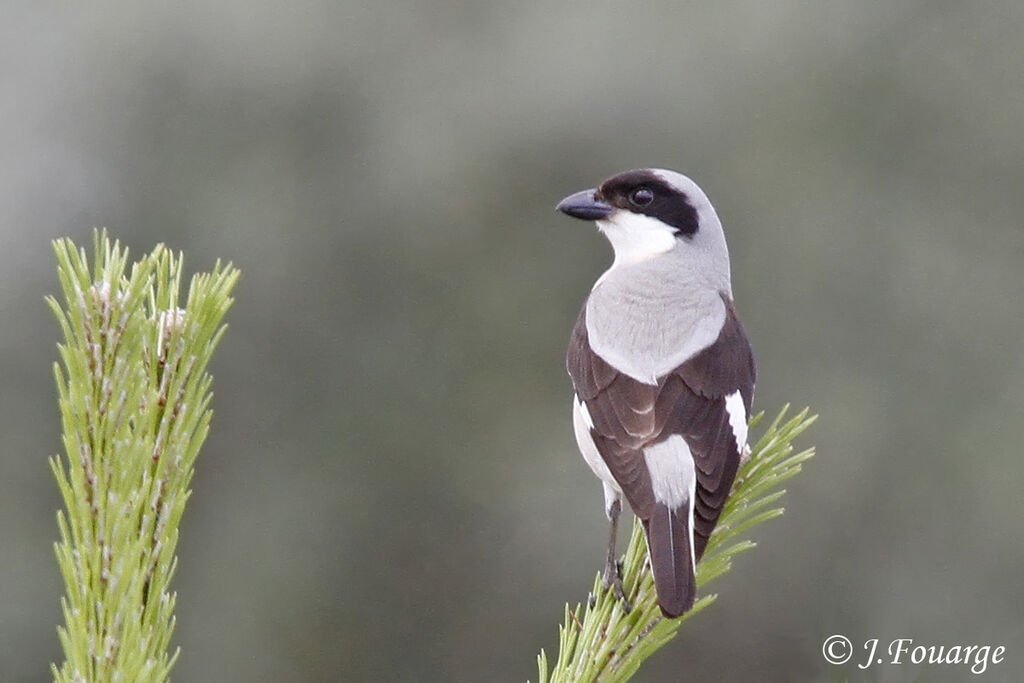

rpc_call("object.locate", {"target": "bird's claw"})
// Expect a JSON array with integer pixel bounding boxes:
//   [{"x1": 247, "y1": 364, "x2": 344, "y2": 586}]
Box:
[{"x1": 600, "y1": 559, "x2": 632, "y2": 613}]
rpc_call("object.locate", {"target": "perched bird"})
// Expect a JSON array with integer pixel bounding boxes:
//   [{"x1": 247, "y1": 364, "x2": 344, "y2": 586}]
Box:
[{"x1": 557, "y1": 168, "x2": 755, "y2": 617}]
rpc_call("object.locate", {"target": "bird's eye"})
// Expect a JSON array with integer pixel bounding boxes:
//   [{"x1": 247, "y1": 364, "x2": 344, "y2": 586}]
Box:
[{"x1": 630, "y1": 187, "x2": 654, "y2": 206}]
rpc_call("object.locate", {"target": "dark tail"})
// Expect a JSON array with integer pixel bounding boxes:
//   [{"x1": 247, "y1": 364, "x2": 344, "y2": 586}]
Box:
[{"x1": 645, "y1": 502, "x2": 696, "y2": 618}]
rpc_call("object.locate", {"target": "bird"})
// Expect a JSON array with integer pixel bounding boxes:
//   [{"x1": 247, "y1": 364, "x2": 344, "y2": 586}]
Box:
[{"x1": 556, "y1": 168, "x2": 756, "y2": 618}]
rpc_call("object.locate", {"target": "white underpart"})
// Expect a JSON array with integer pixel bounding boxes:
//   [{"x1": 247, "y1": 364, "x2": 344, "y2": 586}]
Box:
[
  {"x1": 594, "y1": 212, "x2": 677, "y2": 287},
  {"x1": 724, "y1": 390, "x2": 749, "y2": 452},
  {"x1": 643, "y1": 435, "x2": 697, "y2": 570},
  {"x1": 577, "y1": 395, "x2": 595, "y2": 430},
  {"x1": 685, "y1": 460, "x2": 696, "y2": 571},
  {"x1": 572, "y1": 395, "x2": 621, "y2": 517}
]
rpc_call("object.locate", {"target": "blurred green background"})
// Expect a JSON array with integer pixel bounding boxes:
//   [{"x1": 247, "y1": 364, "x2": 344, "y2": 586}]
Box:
[{"x1": 3, "y1": 2, "x2": 1023, "y2": 681}]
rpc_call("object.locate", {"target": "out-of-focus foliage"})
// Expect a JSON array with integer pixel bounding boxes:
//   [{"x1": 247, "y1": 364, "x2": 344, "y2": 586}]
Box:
[{"x1": 2, "y1": 3, "x2": 1022, "y2": 681}]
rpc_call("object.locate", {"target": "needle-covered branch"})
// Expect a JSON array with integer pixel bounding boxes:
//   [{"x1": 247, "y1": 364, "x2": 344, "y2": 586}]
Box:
[
  {"x1": 535, "y1": 406, "x2": 816, "y2": 683},
  {"x1": 48, "y1": 230, "x2": 239, "y2": 683}
]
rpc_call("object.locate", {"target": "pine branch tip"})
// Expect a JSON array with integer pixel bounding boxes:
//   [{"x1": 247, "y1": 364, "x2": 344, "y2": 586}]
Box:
[{"x1": 535, "y1": 402, "x2": 815, "y2": 682}]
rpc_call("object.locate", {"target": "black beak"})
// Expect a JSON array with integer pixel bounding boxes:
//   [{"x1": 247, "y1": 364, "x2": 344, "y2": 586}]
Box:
[{"x1": 556, "y1": 189, "x2": 614, "y2": 221}]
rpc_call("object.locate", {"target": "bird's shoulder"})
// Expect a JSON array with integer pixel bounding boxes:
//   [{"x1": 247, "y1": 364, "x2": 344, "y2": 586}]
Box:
[{"x1": 568, "y1": 292, "x2": 755, "y2": 412}]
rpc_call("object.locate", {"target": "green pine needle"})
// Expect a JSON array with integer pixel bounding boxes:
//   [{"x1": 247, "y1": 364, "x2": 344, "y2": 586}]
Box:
[
  {"x1": 535, "y1": 405, "x2": 816, "y2": 683},
  {"x1": 48, "y1": 230, "x2": 239, "y2": 683}
]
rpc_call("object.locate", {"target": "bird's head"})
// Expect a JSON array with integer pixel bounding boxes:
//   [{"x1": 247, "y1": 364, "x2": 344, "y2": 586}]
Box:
[{"x1": 556, "y1": 169, "x2": 731, "y2": 281}]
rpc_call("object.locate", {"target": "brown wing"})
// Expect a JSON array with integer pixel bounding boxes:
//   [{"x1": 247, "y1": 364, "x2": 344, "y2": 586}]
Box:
[{"x1": 567, "y1": 292, "x2": 755, "y2": 560}]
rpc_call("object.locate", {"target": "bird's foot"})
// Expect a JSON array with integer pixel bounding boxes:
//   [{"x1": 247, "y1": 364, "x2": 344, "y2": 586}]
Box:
[{"x1": 601, "y1": 559, "x2": 632, "y2": 613}]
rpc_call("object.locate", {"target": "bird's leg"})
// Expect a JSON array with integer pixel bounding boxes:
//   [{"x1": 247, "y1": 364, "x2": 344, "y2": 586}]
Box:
[{"x1": 600, "y1": 498, "x2": 631, "y2": 612}]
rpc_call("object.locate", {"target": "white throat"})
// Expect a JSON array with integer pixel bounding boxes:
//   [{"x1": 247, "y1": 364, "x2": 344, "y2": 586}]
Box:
[{"x1": 597, "y1": 212, "x2": 677, "y2": 271}]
